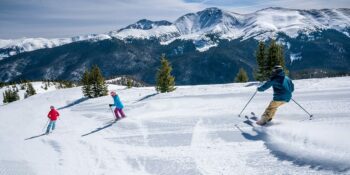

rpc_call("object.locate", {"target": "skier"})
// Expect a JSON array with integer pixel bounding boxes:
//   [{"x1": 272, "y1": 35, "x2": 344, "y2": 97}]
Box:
[
  {"x1": 109, "y1": 91, "x2": 126, "y2": 120},
  {"x1": 46, "y1": 106, "x2": 60, "y2": 134},
  {"x1": 256, "y1": 65, "x2": 294, "y2": 126}
]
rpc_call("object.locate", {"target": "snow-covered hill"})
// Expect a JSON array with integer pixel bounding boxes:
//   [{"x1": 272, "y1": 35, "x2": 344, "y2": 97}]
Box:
[
  {"x1": 0, "y1": 82, "x2": 68, "y2": 105},
  {"x1": 1, "y1": 7, "x2": 349, "y2": 58},
  {"x1": 0, "y1": 77, "x2": 349, "y2": 174},
  {"x1": 0, "y1": 34, "x2": 111, "y2": 60}
]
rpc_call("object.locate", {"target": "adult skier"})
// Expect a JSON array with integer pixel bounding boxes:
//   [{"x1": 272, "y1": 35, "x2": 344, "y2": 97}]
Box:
[
  {"x1": 109, "y1": 91, "x2": 126, "y2": 120},
  {"x1": 46, "y1": 106, "x2": 60, "y2": 134},
  {"x1": 256, "y1": 65, "x2": 294, "y2": 125}
]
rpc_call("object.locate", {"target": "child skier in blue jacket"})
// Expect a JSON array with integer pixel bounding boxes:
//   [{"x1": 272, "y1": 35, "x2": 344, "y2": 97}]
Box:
[
  {"x1": 109, "y1": 91, "x2": 126, "y2": 120},
  {"x1": 256, "y1": 65, "x2": 294, "y2": 125}
]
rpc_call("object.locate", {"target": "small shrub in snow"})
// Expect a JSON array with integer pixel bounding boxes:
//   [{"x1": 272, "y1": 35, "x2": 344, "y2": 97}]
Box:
[{"x1": 24, "y1": 82, "x2": 36, "y2": 98}]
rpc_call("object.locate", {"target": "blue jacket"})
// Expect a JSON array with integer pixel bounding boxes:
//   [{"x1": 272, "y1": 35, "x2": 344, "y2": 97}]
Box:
[
  {"x1": 112, "y1": 95, "x2": 124, "y2": 109},
  {"x1": 257, "y1": 70, "x2": 294, "y2": 102}
]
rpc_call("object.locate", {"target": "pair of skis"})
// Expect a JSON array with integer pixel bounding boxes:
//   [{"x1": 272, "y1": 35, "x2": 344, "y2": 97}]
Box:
[
  {"x1": 242, "y1": 112, "x2": 258, "y2": 127},
  {"x1": 239, "y1": 112, "x2": 271, "y2": 127}
]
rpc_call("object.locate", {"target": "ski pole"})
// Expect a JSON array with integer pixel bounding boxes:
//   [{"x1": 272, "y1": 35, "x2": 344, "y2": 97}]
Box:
[
  {"x1": 109, "y1": 106, "x2": 116, "y2": 118},
  {"x1": 291, "y1": 98, "x2": 313, "y2": 120},
  {"x1": 238, "y1": 90, "x2": 257, "y2": 117},
  {"x1": 42, "y1": 119, "x2": 50, "y2": 132}
]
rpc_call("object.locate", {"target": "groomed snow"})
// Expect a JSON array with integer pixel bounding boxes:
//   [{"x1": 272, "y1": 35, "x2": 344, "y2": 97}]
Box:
[{"x1": 0, "y1": 77, "x2": 349, "y2": 174}]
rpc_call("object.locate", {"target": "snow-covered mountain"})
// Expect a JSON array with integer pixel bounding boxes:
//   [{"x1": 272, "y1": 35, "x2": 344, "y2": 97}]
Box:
[
  {"x1": 118, "y1": 19, "x2": 173, "y2": 31},
  {"x1": 112, "y1": 7, "x2": 350, "y2": 50},
  {"x1": 0, "y1": 77, "x2": 350, "y2": 174},
  {"x1": 1, "y1": 7, "x2": 349, "y2": 58},
  {"x1": 0, "y1": 34, "x2": 111, "y2": 60}
]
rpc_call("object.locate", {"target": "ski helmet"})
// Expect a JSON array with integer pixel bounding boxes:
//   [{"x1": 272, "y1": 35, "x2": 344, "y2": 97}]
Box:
[
  {"x1": 110, "y1": 91, "x2": 116, "y2": 96},
  {"x1": 50, "y1": 105, "x2": 54, "y2": 109},
  {"x1": 272, "y1": 65, "x2": 283, "y2": 73}
]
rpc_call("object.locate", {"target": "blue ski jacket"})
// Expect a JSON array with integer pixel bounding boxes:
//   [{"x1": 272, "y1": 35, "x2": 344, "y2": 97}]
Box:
[
  {"x1": 111, "y1": 95, "x2": 124, "y2": 109},
  {"x1": 257, "y1": 70, "x2": 294, "y2": 102}
]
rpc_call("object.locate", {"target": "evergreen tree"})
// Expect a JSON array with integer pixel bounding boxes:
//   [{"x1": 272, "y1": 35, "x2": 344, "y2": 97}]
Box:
[
  {"x1": 266, "y1": 40, "x2": 288, "y2": 78},
  {"x1": 127, "y1": 79, "x2": 133, "y2": 89},
  {"x1": 3, "y1": 88, "x2": 20, "y2": 103},
  {"x1": 81, "y1": 69, "x2": 93, "y2": 98},
  {"x1": 255, "y1": 41, "x2": 267, "y2": 81},
  {"x1": 20, "y1": 83, "x2": 26, "y2": 90},
  {"x1": 235, "y1": 68, "x2": 249, "y2": 83},
  {"x1": 156, "y1": 55, "x2": 175, "y2": 93},
  {"x1": 25, "y1": 82, "x2": 36, "y2": 98},
  {"x1": 63, "y1": 81, "x2": 74, "y2": 88},
  {"x1": 90, "y1": 65, "x2": 108, "y2": 97}
]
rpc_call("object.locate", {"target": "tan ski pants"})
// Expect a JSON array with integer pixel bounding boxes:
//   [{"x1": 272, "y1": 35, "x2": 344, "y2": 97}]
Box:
[{"x1": 261, "y1": 101, "x2": 286, "y2": 122}]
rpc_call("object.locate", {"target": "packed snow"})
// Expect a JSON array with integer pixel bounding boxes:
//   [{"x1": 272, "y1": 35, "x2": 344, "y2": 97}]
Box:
[{"x1": 0, "y1": 77, "x2": 349, "y2": 174}]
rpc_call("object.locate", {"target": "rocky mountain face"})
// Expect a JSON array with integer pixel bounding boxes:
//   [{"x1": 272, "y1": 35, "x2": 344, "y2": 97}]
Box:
[{"x1": 0, "y1": 7, "x2": 349, "y2": 84}]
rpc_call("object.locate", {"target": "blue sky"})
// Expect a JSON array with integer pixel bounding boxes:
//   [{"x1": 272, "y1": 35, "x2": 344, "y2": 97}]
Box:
[{"x1": 0, "y1": 0, "x2": 349, "y2": 39}]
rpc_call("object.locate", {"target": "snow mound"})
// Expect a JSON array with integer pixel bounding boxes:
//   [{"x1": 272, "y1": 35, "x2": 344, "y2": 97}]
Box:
[{"x1": 259, "y1": 119, "x2": 350, "y2": 171}]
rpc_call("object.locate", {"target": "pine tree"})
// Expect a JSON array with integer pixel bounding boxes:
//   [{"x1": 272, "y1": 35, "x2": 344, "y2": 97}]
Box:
[
  {"x1": 266, "y1": 40, "x2": 288, "y2": 78},
  {"x1": 90, "y1": 65, "x2": 108, "y2": 98},
  {"x1": 235, "y1": 68, "x2": 249, "y2": 83},
  {"x1": 25, "y1": 82, "x2": 36, "y2": 98},
  {"x1": 3, "y1": 88, "x2": 19, "y2": 103},
  {"x1": 81, "y1": 69, "x2": 93, "y2": 98},
  {"x1": 255, "y1": 41, "x2": 267, "y2": 81},
  {"x1": 156, "y1": 55, "x2": 175, "y2": 93},
  {"x1": 44, "y1": 83, "x2": 48, "y2": 90},
  {"x1": 127, "y1": 79, "x2": 133, "y2": 89}
]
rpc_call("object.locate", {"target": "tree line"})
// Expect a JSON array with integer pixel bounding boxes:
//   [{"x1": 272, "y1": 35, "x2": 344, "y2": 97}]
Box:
[
  {"x1": 80, "y1": 39, "x2": 288, "y2": 97},
  {"x1": 2, "y1": 82, "x2": 36, "y2": 104},
  {"x1": 2, "y1": 39, "x2": 289, "y2": 103},
  {"x1": 1, "y1": 80, "x2": 76, "y2": 104}
]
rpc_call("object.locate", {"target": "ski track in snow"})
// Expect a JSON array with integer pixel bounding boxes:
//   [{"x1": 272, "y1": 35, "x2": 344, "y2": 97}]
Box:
[{"x1": 0, "y1": 77, "x2": 350, "y2": 174}]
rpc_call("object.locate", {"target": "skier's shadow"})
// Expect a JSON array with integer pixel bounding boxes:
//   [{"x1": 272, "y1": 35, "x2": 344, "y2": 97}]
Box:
[
  {"x1": 24, "y1": 133, "x2": 46, "y2": 140},
  {"x1": 135, "y1": 93, "x2": 157, "y2": 103},
  {"x1": 235, "y1": 124, "x2": 266, "y2": 141},
  {"x1": 81, "y1": 120, "x2": 117, "y2": 137},
  {"x1": 57, "y1": 97, "x2": 89, "y2": 110}
]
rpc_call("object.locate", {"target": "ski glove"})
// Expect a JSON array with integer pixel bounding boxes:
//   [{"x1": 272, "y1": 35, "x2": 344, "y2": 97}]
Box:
[{"x1": 109, "y1": 104, "x2": 113, "y2": 107}]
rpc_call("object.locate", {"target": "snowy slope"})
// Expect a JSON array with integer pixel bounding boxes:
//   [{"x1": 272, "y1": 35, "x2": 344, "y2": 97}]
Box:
[{"x1": 0, "y1": 77, "x2": 349, "y2": 174}]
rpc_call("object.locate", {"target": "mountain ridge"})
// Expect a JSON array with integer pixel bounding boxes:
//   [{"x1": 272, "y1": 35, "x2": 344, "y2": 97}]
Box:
[{"x1": 1, "y1": 7, "x2": 349, "y2": 59}]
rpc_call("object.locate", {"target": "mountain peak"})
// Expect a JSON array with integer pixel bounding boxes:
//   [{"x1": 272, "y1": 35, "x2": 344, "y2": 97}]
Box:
[
  {"x1": 200, "y1": 7, "x2": 222, "y2": 13},
  {"x1": 118, "y1": 19, "x2": 172, "y2": 31}
]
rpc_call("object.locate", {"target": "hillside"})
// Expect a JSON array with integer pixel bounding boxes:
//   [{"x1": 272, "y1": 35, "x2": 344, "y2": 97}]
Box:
[{"x1": 0, "y1": 77, "x2": 349, "y2": 174}]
